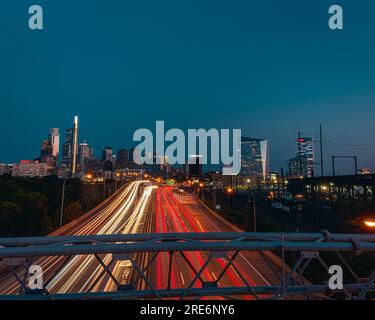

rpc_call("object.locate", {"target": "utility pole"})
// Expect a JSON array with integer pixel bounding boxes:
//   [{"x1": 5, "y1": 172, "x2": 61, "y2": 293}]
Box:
[
  {"x1": 59, "y1": 179, "x2": 66, "y2": 228},
  {"x1": 320, "y1": 124, "x2": 324, "y2": 177}
]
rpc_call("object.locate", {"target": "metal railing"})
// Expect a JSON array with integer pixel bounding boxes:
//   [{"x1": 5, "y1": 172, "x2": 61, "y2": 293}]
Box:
[{"x1": 0, "y1": 231, "x2": 374, "y2": 300}]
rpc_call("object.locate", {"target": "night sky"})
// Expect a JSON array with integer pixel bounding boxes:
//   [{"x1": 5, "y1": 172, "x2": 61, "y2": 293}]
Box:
[{"x1": 1, "y1": 1, "x2": 375, "y2": 174}]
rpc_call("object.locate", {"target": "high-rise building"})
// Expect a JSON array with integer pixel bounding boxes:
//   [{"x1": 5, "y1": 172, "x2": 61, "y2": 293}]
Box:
[
  {"x1": 49, "y1": 128, "x2": 60, "y2": 159},
  {"x1": 117, "y1": 149, "x2": 128, "y2": 163},
  {"x1": 115, "y1": 149, "x2": 128, "y2": 169},
  {"x1": 61, "y1": 128, "x2": 73, "y2": 166},
  {"x1": 71, "y1": 116, "x2": 79, "y2": 176},
  {"x1": 101, "y1": 147, "x2": 113, "y2": 162},
  {"x1": 40, "y1": 139, "x2": 53, "y2": 158},
  {"x1": 239, "y1": 137, "x2": 269, "y2": 183},
  {"x1": 288, "y1": 137, "x2": 314, "y2": 178},
  {"x1": 188, "y1": 154, "x2": 203, "y2": 178},
  {"x1": 79, "y1": 140, "x2": 90, "y2": 165},
  {"x1": 89, "y1": 146, "x2": 95, "y2": 161}
]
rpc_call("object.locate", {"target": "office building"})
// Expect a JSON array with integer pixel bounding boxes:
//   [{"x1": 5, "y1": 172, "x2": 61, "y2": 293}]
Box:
[
  {"x1": 239, "y1": 137, "x2": 269, "y2": 184},
  {"x1": 116, "y1": 149, "x2": 128, "y2": 169},
  {"x1": 12, "y1": 160, "x2": 49, "y2": 178},
  {"x1": 101, "y1": 147, "x2": 113, "y2": 162},
  {"x1": 79, "y1": 140, "x2": 90, "y2": 165},
  {"x1": 188, "y1": 154, "x2": 203, "y2": 178},
  {"x1": 288, "y1": 136, "x2": 315, "y2": 178},
  {"x1": 61, "y1": 128, "x2": 73, "y2": 166},
  {"x1": 71, "y1": 116, "x2": 79, "y2": 176},
  {"x1": 0, "y1": 164, "x2": 10, "y2": 176},
  {"x1": 49, "y1": 128, "x2": 60, "y2": 159}
]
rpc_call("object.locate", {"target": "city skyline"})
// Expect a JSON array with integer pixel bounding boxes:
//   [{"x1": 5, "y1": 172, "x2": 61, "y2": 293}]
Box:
[{"x1": 0, "y1": 115, "x2": 374, "y2": 176}]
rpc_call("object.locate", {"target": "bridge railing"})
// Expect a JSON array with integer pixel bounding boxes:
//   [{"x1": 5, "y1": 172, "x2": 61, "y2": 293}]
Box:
[{"x1": 0, "y1": 231, "x2": 374, "y2": 300}]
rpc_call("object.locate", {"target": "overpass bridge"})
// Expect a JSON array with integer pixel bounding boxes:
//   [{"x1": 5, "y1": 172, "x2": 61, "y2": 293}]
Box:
[{"x1": 0, "y1": 232, "x2": 374, "y2": 300}]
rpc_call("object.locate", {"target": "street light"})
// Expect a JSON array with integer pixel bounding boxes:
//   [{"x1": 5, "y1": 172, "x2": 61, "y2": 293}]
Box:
[
  {"x1": 59, "y1": 178, "x2": 66, "y2": 228},
  {"x1": 199, "y1": 183, "x2": 204, "y2": 200},
  {"x1": 226, "y1": 187, "x2": 233, "y2": 208},
  {"x1": 364, "y1": 219, "x2": 375, "y2": 228}
]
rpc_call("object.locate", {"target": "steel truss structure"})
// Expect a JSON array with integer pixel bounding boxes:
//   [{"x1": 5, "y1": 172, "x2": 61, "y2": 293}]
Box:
[
  {"x1": 289, "y1": 174, "x2": 375, "y2": 203},
  {"x1": 0, "y1": 231, "x2": 374, "y2": 300}
]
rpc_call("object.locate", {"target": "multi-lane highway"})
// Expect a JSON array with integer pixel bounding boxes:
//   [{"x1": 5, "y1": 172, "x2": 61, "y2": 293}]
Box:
[
  {"x1": 152, "y1": 187, "x2": 280, "y2": 298},
  {"x1": 0, "y1": 182, "x2": 281, "y2": 298}
]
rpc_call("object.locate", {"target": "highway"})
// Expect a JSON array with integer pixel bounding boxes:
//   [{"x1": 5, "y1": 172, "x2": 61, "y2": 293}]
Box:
[
  {"x1": 0, "y1": 182, "x2": 281, "y2": 298},
  {"x1": 152, "y1": 187, "x2": 281, "y2": 298}
]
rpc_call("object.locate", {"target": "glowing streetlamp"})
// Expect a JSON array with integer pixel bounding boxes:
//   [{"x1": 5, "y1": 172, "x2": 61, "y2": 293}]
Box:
[{"x1": 364, "y1": 219, "x2": 375, "y2": 228}]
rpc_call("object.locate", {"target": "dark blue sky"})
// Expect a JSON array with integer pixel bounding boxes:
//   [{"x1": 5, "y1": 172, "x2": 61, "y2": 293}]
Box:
[{"x1": 1, "y1": 1, "x2": 375, "y2": 174}]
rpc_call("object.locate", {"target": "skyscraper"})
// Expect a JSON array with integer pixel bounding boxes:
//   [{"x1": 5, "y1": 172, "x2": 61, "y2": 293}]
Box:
[
  {"x1": 188, "y1": 154, "x2": 203, "y2": 178},
  {"x1": 116, "y1": 149, "x2": 128, "y2": 169},
  {"x1": 49, "y1": 128, "x2": 60, "y2": 159},
  {"x1": 61, "y1": 128, "x2": 73, "y2": 166},
  {"x1": 101, "y1": 147, "x2": 113, "y2": 162},
  {"x1": 71, "y1": 116, "x2": 78, "y2": 176},
  {"x1": 240, "y1": 137, "x2": 269, "y2": 183},
  {"x1": 79, "y1": 140, "x2": 90, "y2": 165},
  {"x1": 40, "y1": 140, "x2": 53, "y2": 158},
  {"x1": 288, "y1": 137, "x2": 315, "y2": 178}
]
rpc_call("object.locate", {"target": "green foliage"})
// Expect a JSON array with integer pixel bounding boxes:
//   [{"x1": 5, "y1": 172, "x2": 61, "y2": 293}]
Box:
[
  {"x1": 0, "y1": 176, "x2": 90, "y2": 237},
  {"x1": 63, "y1": 201, "x2": 83, "y2": 225}
]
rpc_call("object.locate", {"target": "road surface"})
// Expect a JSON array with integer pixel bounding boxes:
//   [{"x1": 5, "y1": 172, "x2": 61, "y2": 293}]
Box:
[{"x1": 152, "y1": 187, "x2": 281, "y2": 299}]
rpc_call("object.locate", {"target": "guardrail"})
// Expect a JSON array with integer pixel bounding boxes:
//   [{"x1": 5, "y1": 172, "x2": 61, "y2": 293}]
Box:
[{"x1": 0, "y1": 231, "x2": 374, "y2": 300}]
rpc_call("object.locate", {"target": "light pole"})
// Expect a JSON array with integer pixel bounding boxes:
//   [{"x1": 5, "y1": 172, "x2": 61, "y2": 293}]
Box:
[
  {"x1": 103, "y1": 179, "x2": 106, "y2": 201},
  {"x1": 59, "y1": 178, "x2": 66, "y2": 228},
  {"x1": 246, "y1": 179, "x2": 256, "y2": 232},
  {"x1": 212, "y1": 186, "x2": 217, "y2": 209},
  {"x1": 115, "y1": 172, "x2": 121, "y2": 191},
  {"x1": 226, "y1": 187, "x2": 233, "y2": 208},
  {"x1": 199, "y1": 183, "x2": 204, "y2": 201},
  {"x1": 252, "y1": 192, "x2": 257, "y2": 232}
]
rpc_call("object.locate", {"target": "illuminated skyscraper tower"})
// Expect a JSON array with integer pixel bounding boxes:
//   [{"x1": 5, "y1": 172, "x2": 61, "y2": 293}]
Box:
[
  {"x1": 71, "y1": 116, "x2": 78, "y2": 177},
  {"x1": 49, "y1": 128, "x2": 60, "y2": 159}
]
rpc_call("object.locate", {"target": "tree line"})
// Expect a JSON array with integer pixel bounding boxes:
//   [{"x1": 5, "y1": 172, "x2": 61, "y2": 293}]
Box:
[{"x1": 0, "y1": 175, "x2": 102, "y2": 237}]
